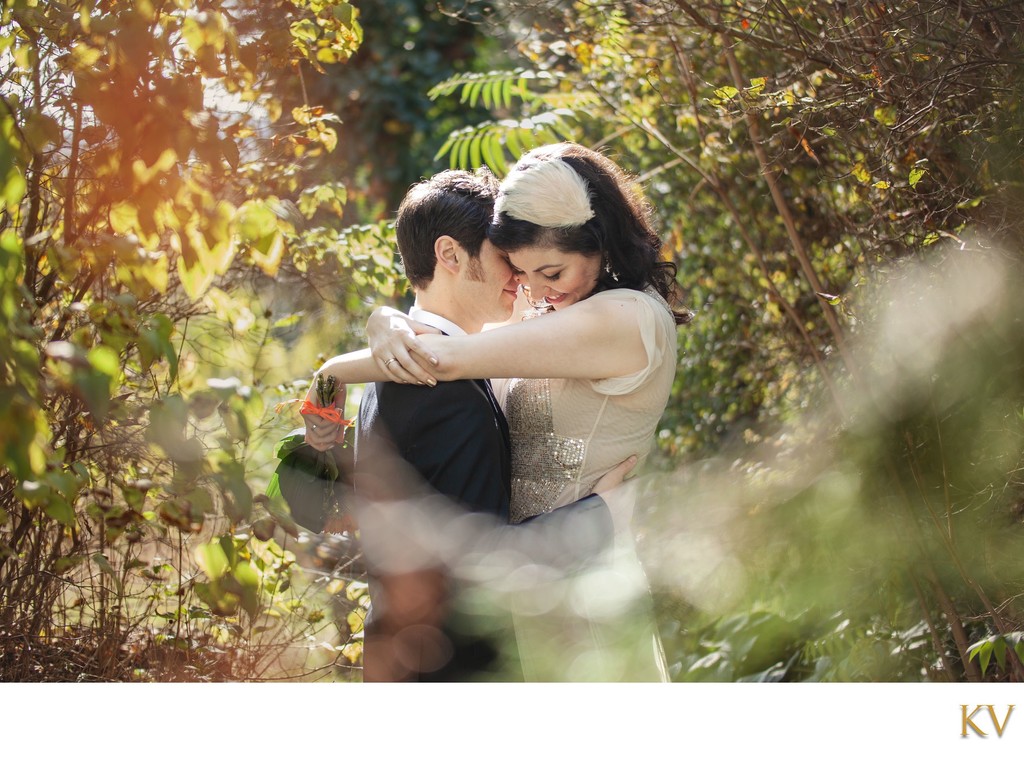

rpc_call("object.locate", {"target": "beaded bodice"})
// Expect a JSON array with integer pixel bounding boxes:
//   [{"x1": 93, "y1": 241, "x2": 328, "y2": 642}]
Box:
[
  {"x1": 501, "y1": 288, "x2": 678, "y2": 525},
  {"x1": 505, "y1": 377, "x2": 585, "y2": 524}
]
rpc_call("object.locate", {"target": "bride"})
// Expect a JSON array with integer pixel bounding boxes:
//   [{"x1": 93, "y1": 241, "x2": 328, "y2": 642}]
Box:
[{"x1": 311, "y1": 142, "x2": 689, "y2": 681}]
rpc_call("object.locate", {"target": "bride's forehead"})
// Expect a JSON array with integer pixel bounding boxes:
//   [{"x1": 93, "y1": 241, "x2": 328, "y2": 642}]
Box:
[{"x1": 507, "y1": 245, "x2": 577, "y2": 261}]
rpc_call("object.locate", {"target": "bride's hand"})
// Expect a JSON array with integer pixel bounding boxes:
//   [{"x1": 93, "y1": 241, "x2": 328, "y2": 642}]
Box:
[{"x1": 368, "y1": 306, "x2": 442, "y2": 385}]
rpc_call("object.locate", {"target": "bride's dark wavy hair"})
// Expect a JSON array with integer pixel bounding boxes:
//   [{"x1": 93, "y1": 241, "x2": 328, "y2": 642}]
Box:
[{"x1": 488, "y1": 143, "x2": 692, "y2": 325}]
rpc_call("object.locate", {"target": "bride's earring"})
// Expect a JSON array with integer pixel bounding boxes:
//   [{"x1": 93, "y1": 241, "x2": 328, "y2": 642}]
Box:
[{"x1": 604, "y1": 257, "x2": 620, "y2": 283}]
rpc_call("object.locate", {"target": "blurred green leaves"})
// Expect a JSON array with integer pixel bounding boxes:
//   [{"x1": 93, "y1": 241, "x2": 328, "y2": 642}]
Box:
[
  {"x1": 0, "y1": 0, "x2": 370, "y2": 680},
  {"x1": 968, "y1": 633, "x2": 1024, "y2": 678}
]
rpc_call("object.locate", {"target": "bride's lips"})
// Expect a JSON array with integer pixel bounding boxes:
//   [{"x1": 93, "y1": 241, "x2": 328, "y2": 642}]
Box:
[{"x1": 544, "y1": 291, "x2": 567, "y2": 305}]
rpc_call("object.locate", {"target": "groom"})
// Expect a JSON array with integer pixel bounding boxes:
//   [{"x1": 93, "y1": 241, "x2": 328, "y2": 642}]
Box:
[{"x1": 305, "y1": 169, "x2": 619, "y2": 681}]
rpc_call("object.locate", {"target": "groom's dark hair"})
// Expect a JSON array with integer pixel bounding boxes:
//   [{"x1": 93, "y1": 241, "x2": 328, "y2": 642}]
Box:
[{"x1": 395, "y1": 169, "x2": 499, "y2": 289}]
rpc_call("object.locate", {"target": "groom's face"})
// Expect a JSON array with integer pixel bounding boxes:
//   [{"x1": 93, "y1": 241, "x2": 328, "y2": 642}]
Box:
[{"x1": 461, "y1": 239, "x2": 519, "y2": 325}]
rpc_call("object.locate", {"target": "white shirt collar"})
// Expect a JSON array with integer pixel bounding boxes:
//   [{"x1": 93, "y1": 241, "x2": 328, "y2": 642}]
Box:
[{"x1": 408, "y1": 304, "x2": 467, "y2": 337}]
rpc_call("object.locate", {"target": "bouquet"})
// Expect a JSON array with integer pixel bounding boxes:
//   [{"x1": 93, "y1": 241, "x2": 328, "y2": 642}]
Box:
[{"x1": 266, "y1": 374, "x2": 353, "y2": 534}]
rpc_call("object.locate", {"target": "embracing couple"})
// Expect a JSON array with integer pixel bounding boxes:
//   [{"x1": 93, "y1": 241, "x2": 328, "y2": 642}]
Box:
[{"x1": 303, "y1": 142, "x2": 689, "y2": 682}]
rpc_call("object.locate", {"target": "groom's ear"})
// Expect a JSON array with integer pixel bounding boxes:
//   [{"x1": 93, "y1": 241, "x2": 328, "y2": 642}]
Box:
[{"x1": 434, "y1": 235, "x2": 463, "y2": 275}]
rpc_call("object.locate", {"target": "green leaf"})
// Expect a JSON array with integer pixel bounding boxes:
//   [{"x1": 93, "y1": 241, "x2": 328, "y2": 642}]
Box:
[
  {"x1": 469, "y1": 133, "x2": 482, "y2": 169},
  {"x1": 480, "y1": 131, "x2": 498, "y2": 175},
  {"x1": 434, "y1": 133, "x2": 456, "y2": 163},
  {"x1": 501, "y1": 77, "x2": 513, "y2": 110},
  {"x1": 489, "y1": 134, "x2": 508, "y2": 176},
  {"x1": 873, "y1": 106, "x2": 898, "y2": 127},
  {"x1": 215, "y1": 456, "x2": 253, "y2": 522},
  {"x1": 265, "y1": 472, "x2": 282, "y2": 501},
  {"x1": 506, "y1": 127, "x2": 524, "y2": 159},
  {"x1": 263, "y1": 492, "x2": 299, "y2": 538},
  {"x1": 332, "y1": 2, "x2": 355, "y2": 26},
  {"x1": 233, "y1": 560, "x2": 259, "y2": 589},
  {"x1": 236, "y1": 200, "x2": 279, "y2": 241},
  {"x1": 88, "y1": 345, "x2": 120, "y2": 377},
  {"x1": 92, "y1": 552, "x2": 124, "y2": 595},
  {"x1": 979, "y1": 644, "x2": 992, "y2": 675},
  {"x1": 298, "y1": 183, "x2": 347, "y2": 219},
  {"x1": 44, "y1": 496, "x2": 75, "y2": 526},
  {"x1": 22, "y1": 111, "x2": 62, "y2": 152},
  {"x1": 714, "y1": 85, "x2": 739, "y2": 101},
  {"x1": 467, "y1": 80, "x2": 483, "y2": 108},
  {"x1": 993, "y1": 636, "x2": 1008, "y2": 671},
  {"x1": 3, "y1": 169, "x2": 27, "y2": 208},
  {"x1": 139, "y1": 314, "x2": 178, "y2": 380},
  {"x1": 271, "y1": 312, "x2": 303, "y2": 330},
  {"x1": 457, "y1": 133, "x2": 471, "y2": 170},
  {"x1": 73, "y1": 366, "x2": 112, "y2": 421},
  {"x1": 55, "y1": 555, "x2": 88, "y2": 574},
  {"x1": 909, "y1": 167, "x2": 926, "y2": 188},
  {"x1": 274, "y1": 432, "x2": 309, "y2": 460},
  {"x1": 195, "y1": 541, "x2": 229, "y2": 580}
]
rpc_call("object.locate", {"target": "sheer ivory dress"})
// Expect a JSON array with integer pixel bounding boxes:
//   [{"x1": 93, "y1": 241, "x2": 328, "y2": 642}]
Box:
[{"x1": 495, "y1": 287, "x2": 677, "y2": 682}]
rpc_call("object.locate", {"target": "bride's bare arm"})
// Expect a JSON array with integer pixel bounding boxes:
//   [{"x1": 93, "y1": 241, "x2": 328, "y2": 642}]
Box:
[
  {"x1": 315, "y1": 292, "x2": 646, "y2": 392},
  {"x1": 419, "y1": 295, "x2": 649, "y2": 381},
  {"x1": 365, "y1": 289, "x2": 533, "y2": 385},
  {"x1": 315, "y1": 348, "x2": 399, "y2": 386}
]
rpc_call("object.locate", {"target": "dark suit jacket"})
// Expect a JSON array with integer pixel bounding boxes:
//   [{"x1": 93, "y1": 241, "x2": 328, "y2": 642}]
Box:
[
  {"x1": 355, "y1": 375, "x2": 516, "y2": 681},
  {"x1": 354, "y1": 371, "x2": 613, "y2": 681}
]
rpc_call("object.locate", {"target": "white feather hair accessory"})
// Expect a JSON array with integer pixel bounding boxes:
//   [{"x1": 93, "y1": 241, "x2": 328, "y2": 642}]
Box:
[{"x1": 494, "y1": 158, "x2": 594, "y2": 228}]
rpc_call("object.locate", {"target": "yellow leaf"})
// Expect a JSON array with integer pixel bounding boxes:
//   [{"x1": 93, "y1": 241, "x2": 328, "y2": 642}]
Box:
[
  {"x1": 177, "y1": 256, "x2": 215, "y2": 300},
  {"x1": 319, "y1": 126, "x2": 337, "y2": 153},
  {"x1": 138, "y1": 252, "x2": 169, "y2": 294},
  {"x1": 341, "y1": 641, "x2": 362, "y2": 664},
  {"x1": 70, "y1": 43, "x2": 102, "y2": 69},
  {"x1": 346, "y1": 607, "x2": 366, "y2": 633},
  {"x1": 131, "y1": 148, "x2": 177, "y2": 184},
  {"x1": 109, "y1": 203, "x2": 138, "y2": 234},
  {"x1": 252, "y1": 230, "x2": 285, "y2": 277},
  {"x1": 3, "y1": 170, "x2": 27, "y2": 209}
]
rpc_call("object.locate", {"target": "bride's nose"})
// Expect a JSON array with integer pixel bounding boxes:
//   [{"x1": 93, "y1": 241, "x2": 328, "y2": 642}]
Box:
[{"x1": 519, "y1": 274, "x2": 545, "y2": 297}]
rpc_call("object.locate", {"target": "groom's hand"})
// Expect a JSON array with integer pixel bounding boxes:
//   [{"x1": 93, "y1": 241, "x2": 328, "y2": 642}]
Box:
[
  {"x1": 592, "y1": 455, "x2": 639, "y2": 536},
  {"x1": 592, "y1": 455, "x2": 637, "y2": 494},
  {"x1": 302, "y1": 384, "x2": 348, "y2": 451}
]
